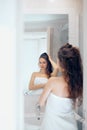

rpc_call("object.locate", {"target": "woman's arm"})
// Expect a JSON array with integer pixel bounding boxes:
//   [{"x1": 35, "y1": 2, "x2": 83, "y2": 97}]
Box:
[
  {"x1": 49, "y1": 56, "x2": 58, "y2": 77},
  {"x1": 39, "y1": 78, "x2": 53, "y2": 107},
  {"x1": 28, "y1": 72, "x2": 46, "y2": 90}
]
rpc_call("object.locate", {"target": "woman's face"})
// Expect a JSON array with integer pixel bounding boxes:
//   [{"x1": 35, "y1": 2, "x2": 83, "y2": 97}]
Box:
[{"x1": 39, "y1": 58, "x2": 47, "y2": 70}]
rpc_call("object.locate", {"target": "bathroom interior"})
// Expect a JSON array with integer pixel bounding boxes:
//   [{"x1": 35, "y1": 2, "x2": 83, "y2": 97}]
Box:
[
  {"x1": 1, "y1": 0, "x2": 87, "y2": 130},
  {"x1": 16, "y1": 0, "x2": 85, "y2": 130},
  {"x1": 23, "y1": 14, "x2": 69, "y2": 130}
]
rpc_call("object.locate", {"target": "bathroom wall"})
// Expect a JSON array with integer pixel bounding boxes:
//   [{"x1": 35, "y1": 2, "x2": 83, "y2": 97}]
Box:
[
  {"x1": 0, "y1": 0, "x2": 17, "y2": 130},
  {"x1": 23, "y1": 0, "x2": 82, "y2": 12}
]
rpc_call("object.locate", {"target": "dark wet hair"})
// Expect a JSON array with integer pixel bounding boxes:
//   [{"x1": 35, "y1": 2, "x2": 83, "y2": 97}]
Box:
[
  {"x1": 58, "y1": 43, "x2": 83, "y2": 102},
  {"x1": 39, "y1": 52, "x2": 53, "y2": 77}
]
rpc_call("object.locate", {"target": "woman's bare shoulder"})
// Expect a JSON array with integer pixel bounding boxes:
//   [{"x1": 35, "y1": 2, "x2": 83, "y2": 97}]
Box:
[
  {"x1": 47, "y1": 77, "x2": 58, "y2": 85},
  {"x1": 31, "y1": 72, "x2": 39, "y2": 77},
  {"x1": 48, "y1": 76, "x2": 66, "y2": 86},
  {"x1": 48, "y1": 77, "x2": 59, "y2": 82}
]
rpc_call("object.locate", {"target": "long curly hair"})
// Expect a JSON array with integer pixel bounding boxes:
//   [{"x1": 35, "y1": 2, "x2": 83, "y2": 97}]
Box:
[
  {"x1": 58, "y1": 43, "x2": 83, "y2": 103},
  {"x1": 39, "y1": 52, "x2": 53, "y2": 77}
]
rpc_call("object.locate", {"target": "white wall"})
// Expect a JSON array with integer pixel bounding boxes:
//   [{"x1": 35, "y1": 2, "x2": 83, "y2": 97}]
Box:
[
  {"x1": 23, "y1": 0, "x2": 82, "y2": 13},
  {"x1": 0, "y1": 0, "x2": 17, "y2": 130}
]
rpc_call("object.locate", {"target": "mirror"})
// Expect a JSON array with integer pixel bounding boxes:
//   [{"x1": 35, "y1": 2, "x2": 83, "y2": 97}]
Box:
[
  {"x1": 21, "y1": 14, "x2": 68, "y2": 90},
  {"x1": 22, "y1": 14, "x2": 69, "y2": 130}
]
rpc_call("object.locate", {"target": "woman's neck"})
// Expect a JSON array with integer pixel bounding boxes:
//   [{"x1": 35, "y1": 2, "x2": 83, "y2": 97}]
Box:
[{"x1": 40, "y1": 69, "x2": 46, "y2": 74}]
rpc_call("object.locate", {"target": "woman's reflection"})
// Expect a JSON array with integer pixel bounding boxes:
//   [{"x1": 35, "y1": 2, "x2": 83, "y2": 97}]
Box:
[{"x1": 28, "y1": 52, "x2": 58, "y2": 91}]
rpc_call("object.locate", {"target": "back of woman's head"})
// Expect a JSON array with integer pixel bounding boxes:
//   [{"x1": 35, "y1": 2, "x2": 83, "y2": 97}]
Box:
[
  {"x1": 58, "y1": 43, "x2": 83, "y2": 101},
  {"x1": 39, "y1": 52, "x2": 53, "y2": 77}
]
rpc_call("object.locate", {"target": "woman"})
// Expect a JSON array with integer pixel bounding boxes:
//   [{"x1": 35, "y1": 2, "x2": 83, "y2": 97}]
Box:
[
  {"x1": 29, "y1": 52, "x2": 58, "y2": 91},
  {"x1": 39, "y1": 43, "x2": 83, "y2": 130}
]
